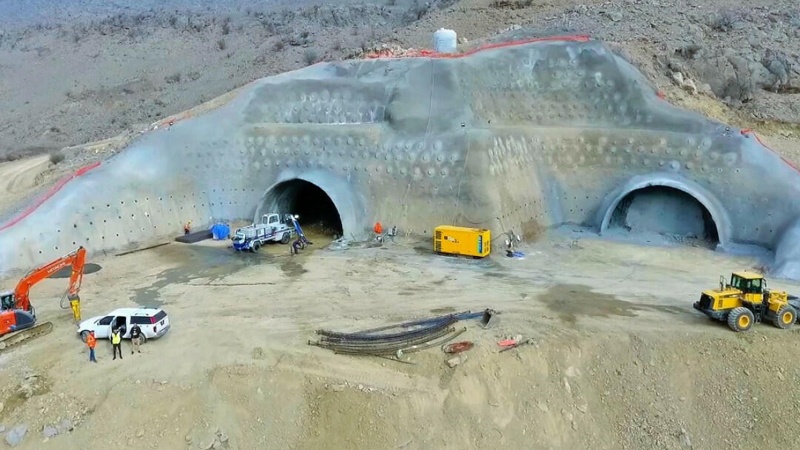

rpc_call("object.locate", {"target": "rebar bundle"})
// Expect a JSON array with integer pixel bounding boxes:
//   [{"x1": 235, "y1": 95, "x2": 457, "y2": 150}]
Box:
[{"x1": 309, "y1": 311, "x2": 488, "y2": 357}]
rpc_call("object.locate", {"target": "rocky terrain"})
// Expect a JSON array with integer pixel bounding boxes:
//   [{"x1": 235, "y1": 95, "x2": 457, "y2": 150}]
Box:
[
  {"x1": 0, "y1": 0, "x2": 797, "y2": 226},
  {"x1": 0, "y1": 0, "x2": 797, "y2": 166}
]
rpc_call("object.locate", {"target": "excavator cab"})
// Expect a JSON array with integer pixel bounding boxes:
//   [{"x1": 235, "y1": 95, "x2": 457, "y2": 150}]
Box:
[
  {"x1": 0, "y1": 291, "x2": 14, "y2": 311},
  {"x1": 0, "y1": 247, "x2": 88, "y2": 352}
]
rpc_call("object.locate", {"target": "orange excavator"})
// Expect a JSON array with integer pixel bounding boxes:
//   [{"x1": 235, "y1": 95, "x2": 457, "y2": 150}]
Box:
[{"x1": 0, "y1": 246, "x2": 87, "y2": 351}]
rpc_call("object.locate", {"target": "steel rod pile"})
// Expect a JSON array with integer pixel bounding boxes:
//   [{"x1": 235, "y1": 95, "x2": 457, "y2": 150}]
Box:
[{"x1": 310, "y1": 311, "x2": 484, "y2": 357}]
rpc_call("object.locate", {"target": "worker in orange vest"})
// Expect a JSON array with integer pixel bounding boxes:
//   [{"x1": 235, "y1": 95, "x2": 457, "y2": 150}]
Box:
[
  {"x1": 86, "y1": 330, "x2": 97, "y2": 363},
  {"x1": 373, "y1": 222, "x2": 386, "y2": 242}
]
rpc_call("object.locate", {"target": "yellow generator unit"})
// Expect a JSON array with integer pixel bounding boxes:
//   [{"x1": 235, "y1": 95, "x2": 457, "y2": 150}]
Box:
[{"x1": 434, "y1": 226, "x2": 491, "y2": 258}]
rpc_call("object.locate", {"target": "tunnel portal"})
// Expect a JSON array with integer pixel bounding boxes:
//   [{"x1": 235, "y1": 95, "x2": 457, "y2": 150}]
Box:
[{"x1": 261, "y1": 179, "x2": 343, "y2": 237}]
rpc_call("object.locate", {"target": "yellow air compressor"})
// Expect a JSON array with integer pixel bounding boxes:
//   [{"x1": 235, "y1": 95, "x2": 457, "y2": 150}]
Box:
[{"x1": 433, "y1": 225, "x2": 491, "y2": 258}]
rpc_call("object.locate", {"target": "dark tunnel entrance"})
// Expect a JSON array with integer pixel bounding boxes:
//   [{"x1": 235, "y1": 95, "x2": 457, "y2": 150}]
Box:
[
  {"x1": 608, "y1": 186, "x2": 720, "y2": 248},
  {"x1": 262, "y1": 179, "x2": 343, "y2": 237}
]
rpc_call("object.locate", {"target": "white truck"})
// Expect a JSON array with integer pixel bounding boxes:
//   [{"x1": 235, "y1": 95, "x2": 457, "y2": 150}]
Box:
[{"x1": 232, "y1": 213, "x2": 297, "y2": 252}]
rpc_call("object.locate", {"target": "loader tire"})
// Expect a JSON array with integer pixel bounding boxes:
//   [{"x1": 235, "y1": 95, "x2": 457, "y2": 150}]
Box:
[
  {"x1": 727, "y1": 307, "x2": 754, "y2": 332},
  {"x1": 773, "y1": 305, "x2": 797, "y2": 329}
]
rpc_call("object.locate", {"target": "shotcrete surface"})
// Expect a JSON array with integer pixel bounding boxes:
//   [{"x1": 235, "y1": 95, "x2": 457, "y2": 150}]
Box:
[{"x1": 1, "y1": 36, "x2": 800, "y2": 279}]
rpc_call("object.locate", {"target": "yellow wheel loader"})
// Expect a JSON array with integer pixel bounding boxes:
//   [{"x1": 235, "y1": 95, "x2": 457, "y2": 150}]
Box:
[{"x1": 693, "y1": 271, "x2": 800, "y2": 332}]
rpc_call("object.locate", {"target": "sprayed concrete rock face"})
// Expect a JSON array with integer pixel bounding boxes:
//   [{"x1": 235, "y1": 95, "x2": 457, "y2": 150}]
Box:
[
  {"x1": 1, "y1": 37, "x2": 800, "y2": 279},
  {"x1": 611, "y1": 187, "x2": 713, "y2": 240}
]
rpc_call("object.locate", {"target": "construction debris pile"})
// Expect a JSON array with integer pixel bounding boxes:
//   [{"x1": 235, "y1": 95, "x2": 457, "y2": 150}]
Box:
[
  {"x1": 309, "y1": 310, "x2": 496, "y2": 357},
  {"x1": 345, "y1": 43, "x2": 427, "y2": 60}
]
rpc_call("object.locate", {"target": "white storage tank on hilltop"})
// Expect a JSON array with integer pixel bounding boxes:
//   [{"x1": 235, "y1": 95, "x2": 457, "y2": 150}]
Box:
[{"x1": 433, "y1": 28, "x2": 457, "y2": 53}]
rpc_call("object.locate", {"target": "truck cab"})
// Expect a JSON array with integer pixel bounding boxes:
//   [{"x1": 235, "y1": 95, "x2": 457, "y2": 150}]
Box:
[
  {"x1": 262, "y1": 213, "x2": 280, "y2": 227},
  {"x1": 231, "y1": 212, "x2": 296, "y2": 252}
]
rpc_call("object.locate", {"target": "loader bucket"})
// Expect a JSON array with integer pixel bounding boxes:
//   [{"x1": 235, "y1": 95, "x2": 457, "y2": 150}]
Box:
[{"x1": 479, "y1": 309, "x2": 498, "y2": 329}]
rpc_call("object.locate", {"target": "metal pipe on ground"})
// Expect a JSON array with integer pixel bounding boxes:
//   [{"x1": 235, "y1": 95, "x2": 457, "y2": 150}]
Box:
[
  {"x1": 330, "y1": 327, "x2": 467, "y2": 359},
  {"x1": 341, "y1": 311, "x2": 473, "y2": 335},
  {"x1": 316, "y1": 317, "x2": 457, "y2": 344},
  {"x1": 315, "y1": 319, "x2": 452, "y2": 341},
  {"x1": 320, "y1": 326, "x2": 458, "y2": 356},
  {"x1": 320, "y1": 326, "x2": 456, "y2": 354},
  {"x1": 400, "y1": 327, "x2": 467, "y2": 354},
  {"x1": 310, "y1": 309, "x2": 495, "y2": 358},
  {"x1": 321, "y1": 310, "x2": 492, "y2": 338}
]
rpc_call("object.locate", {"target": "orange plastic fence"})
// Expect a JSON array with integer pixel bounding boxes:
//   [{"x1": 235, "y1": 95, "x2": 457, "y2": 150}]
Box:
[
  {"x1": 0, "y1": 161, "x2": 102, "y2": 232},
  {"x1": 365, "y1": 34, "x2": 591, "y2": 60},
  {"x1": 740, "y1": 129, "x2": 800, "y2": 174},
  {"x1": 154, "y1": 112, "x2": 190, "y2": 129}
]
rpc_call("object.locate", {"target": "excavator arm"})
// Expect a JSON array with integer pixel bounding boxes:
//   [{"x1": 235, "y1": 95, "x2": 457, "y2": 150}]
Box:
[{"x1": 11, "y1": 246, "x2": 87, "y2": 321}]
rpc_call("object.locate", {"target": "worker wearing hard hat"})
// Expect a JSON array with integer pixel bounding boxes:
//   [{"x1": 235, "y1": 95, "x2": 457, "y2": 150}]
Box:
[{"x1": 111, "y1": 328, "x2": 123, "y2": 360}]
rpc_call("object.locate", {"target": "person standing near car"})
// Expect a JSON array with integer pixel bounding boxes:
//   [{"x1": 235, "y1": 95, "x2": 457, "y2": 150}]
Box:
[
  {"x1": 130, "y1": 323, "x2": 143, "y2": 355},
  {"x1": 86, "y1": 331, "x2": 97, "y2": 363},
  {"x1": 111, "y1": 328, "x2": 123, "y2": 360}
]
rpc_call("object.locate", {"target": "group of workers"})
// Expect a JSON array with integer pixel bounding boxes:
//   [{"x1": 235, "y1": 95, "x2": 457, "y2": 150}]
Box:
[{"x1": 85, "y1": 323, "x2": 144, "y2": 363}]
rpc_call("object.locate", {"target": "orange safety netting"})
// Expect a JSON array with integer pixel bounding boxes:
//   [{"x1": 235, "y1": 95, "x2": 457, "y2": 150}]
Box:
[
  {"x1": 0, "y1": 161, "x2": 102, "y2": 232},
  {"x1": 364, "y1": 34, "x2": 591, "y2": 60},
  {"x1": 740, "y1": 129, "x2": 800, "y2": 174}
]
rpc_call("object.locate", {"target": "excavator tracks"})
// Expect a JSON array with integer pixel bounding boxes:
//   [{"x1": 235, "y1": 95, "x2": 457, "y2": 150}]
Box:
[{"x1": 0, "y1": 322, "x2": 54, "y2": 352}]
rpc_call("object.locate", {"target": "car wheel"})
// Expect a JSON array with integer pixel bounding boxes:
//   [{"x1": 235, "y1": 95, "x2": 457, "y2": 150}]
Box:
[
  {"x1": 281, "y1": 232, "x2": 290, "y2": 244},
  {"x1": 139, "y1": 334, "x2": 147, "y2": 344},
  {"x1": 80, "y1": 330, "x2": 89, "y2": 343}
]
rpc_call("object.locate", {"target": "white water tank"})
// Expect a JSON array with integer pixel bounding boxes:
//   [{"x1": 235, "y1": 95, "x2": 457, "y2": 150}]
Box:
[{"x1": 433, "y1": 28, "x2": 457, "y2": 53}]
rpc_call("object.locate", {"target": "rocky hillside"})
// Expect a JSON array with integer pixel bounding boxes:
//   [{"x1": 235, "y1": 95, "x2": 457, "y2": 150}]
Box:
[{"x1": 0, "y1": 0, "x2": 797, "y2": 163}]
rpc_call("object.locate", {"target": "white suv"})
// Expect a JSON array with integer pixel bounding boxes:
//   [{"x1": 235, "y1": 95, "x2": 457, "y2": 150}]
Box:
[{"x1": 77, "y1": 307, "x2": 171, "y2": 343}]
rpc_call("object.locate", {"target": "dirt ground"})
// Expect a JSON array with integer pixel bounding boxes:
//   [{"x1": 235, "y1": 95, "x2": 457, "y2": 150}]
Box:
[{"x1": 0, "y1": 230, "x2": 798, "y2": 449}]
